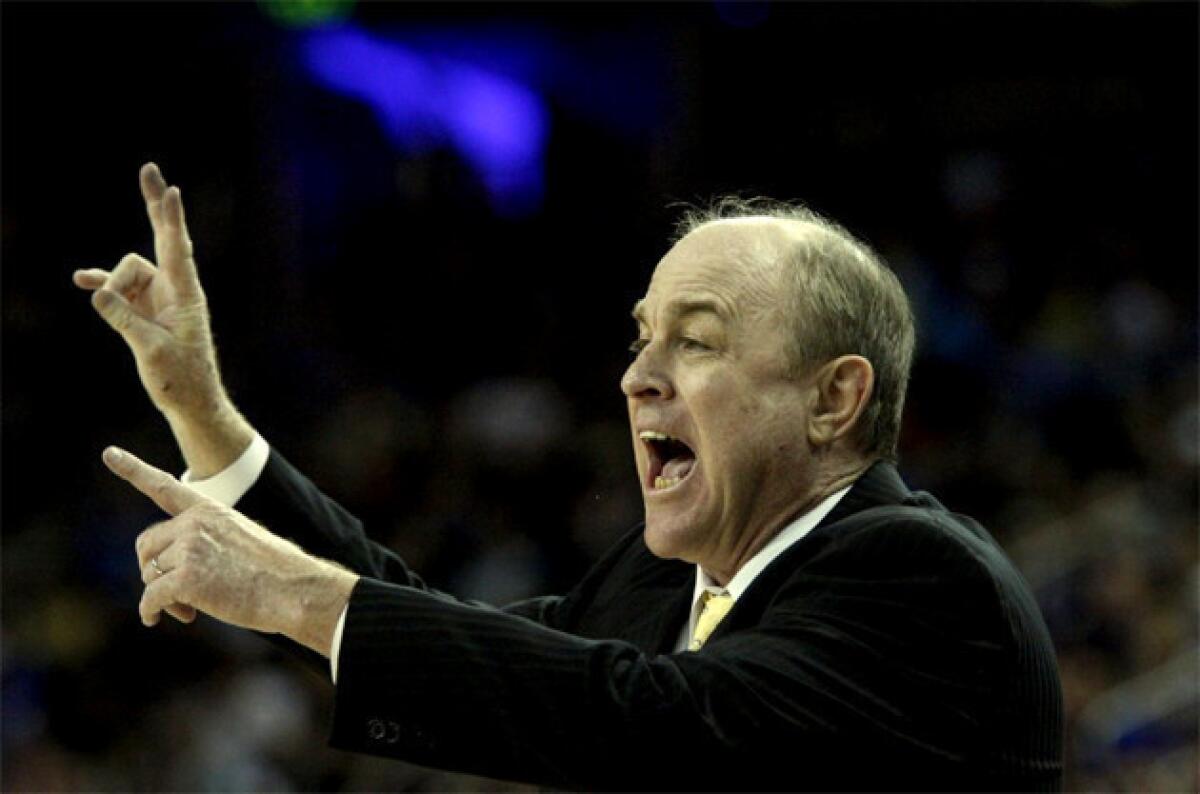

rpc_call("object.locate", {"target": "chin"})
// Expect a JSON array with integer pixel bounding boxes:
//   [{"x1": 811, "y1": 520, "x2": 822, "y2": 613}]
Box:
[{"x1": 641, "y1": 513, "x2": 702, "y2": 562}]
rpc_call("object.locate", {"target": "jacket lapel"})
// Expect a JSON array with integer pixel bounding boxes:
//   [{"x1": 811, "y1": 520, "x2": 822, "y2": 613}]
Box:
[{"x1": 702, "y1": 460, "x2": 913, "y2": 645}]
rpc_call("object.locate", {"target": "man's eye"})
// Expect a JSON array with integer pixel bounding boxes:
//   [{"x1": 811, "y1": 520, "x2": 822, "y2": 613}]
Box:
[
  {"x1": 680, "y1": 337, "x2": 711, "y2": 352},
  {"x1": 628, "y1": 338, "x2": 649, "y2": 356}
]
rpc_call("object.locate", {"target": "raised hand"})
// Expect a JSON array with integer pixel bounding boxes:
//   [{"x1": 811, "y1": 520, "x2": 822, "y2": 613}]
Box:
[
  {"x1": 74, "y1": 164, "x2": 220, "y2": 417},
  {"x1": 103, "y1": 446, "x2": 358, "y2": 655},
  {"x1": 76, "y1": 164, "x2": 253, "y2": 478}
]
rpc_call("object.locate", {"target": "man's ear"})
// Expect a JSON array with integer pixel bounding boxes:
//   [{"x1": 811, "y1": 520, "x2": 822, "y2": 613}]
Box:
[{"x1": 806, "y1": 355, "x2": 875, "y2": 448}]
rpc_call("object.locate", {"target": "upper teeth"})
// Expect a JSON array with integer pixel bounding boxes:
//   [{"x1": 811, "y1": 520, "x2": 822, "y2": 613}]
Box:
[{"x1": 639, "y1": 431, "x2": 672, "y2": 442}]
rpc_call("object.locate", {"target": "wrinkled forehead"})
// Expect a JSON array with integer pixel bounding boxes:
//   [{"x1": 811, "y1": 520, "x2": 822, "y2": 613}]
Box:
[{"x1": 639, "y1": 218, "x2": 809, "y2": 316}]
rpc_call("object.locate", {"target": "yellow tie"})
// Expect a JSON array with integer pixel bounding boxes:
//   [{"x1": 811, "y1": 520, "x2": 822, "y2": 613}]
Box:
[{"x1": 689, "y1": 591, "x2": 734, "y2": 651}]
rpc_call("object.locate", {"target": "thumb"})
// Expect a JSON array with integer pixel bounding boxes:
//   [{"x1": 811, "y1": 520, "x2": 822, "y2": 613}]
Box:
[{"x1": 91, "y1": 288, "x2": 159, "y2": 350}]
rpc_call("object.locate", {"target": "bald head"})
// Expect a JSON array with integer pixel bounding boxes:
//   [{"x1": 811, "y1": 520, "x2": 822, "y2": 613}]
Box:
[
  {"x1": 673, "y1": 201, "x2": 915, "y2": 461},
  {"x1": 647, "y1": 217, "x2": 801, "y2": 317}
]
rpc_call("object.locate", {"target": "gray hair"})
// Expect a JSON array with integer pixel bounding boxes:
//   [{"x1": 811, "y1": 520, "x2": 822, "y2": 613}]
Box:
[{"x1": 675, "y1": 197, "x2": 916, "y2": 461}]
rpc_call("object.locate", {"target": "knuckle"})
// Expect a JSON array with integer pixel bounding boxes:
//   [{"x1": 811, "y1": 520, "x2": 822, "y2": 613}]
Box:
[
  {"x1": 151, "y1": 474, "x2": 174, "y2": 499},
  {"x1": 188, "y1": 502, "x2": 212, "y2": 518},
  {"x1": 106, "y1": 300, "x2": 131, "y2": 329},
  {"x1": 179, "y1": 534, "x2": 203, "y2": 560},
  {"x1": 199, "y1": 509, "x2": 227, "y2": 536},
  {"x1": 187, "y1": 508, "x2": 214, "y2": 535}
]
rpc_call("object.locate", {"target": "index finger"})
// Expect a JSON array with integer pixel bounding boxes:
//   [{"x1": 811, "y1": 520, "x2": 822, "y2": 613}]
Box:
[
  {"x1": 103, "y1": 446, "x2": 205, "y2": 516},
  {"x1": 139, "y1": 162, "x2": 168, "y2": 235}
]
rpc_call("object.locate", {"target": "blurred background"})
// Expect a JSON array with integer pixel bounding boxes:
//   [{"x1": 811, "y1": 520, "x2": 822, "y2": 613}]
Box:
[{"x1": 2, "y1": 1, "x2": 1196, "y2": 791}]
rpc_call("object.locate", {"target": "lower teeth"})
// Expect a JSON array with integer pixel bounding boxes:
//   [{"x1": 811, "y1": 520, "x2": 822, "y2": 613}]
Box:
[{"x1": 654, "y1": 476, "x2": 681, "y2": 490}]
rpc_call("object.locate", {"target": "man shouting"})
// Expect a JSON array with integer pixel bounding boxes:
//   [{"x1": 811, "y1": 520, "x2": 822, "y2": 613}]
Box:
[{"x1": 77, "y1": 163, "x2": 1063, "y2": 791}]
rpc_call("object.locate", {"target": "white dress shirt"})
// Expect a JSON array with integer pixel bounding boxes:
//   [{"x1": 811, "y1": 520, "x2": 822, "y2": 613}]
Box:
[{"x1": 180, "y1": 432, "x2": 271, "y2": 504}]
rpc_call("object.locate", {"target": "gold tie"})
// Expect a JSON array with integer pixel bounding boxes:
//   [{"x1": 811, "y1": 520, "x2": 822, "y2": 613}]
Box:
[{"x1": 689, "y1": 591, "x2": 734, "y2": 651}]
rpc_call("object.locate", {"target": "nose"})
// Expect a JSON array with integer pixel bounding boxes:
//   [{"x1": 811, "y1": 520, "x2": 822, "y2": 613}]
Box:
[{"x1": 621, "y1": 351, "x2": 673, "y2": 400}]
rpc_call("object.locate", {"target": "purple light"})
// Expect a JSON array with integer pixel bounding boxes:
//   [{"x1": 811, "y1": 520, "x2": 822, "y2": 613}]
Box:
[
  {"x1": 439, "y1": 59, "x2": 545, "y2": 215},
  {"x1": 301, "y1": 26, "x2": 546, "y2": 214}
]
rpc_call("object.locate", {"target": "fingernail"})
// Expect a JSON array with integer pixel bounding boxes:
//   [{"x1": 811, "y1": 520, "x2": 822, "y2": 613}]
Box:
[{"x1": 103, "y1": 447, "x2": 124, "y2": 466}]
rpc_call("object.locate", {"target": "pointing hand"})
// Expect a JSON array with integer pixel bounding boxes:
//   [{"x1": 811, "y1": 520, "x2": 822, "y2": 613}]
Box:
[{"x1": 103, "y1": 446, "x2": 357, "y2": 656}]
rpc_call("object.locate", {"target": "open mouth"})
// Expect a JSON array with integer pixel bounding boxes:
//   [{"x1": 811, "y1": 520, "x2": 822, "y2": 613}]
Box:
[{"x1": 639, "y1": 430, "x2": 697, "y2": 492}]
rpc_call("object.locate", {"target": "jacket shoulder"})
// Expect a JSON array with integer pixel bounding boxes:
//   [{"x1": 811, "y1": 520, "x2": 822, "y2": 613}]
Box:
[
  {"x1": 796, "y1": 498, "x2": 1054, "y2": 658},
  {"x1": 819, "y1": 498, "x2": 1018, "y2": 580}
]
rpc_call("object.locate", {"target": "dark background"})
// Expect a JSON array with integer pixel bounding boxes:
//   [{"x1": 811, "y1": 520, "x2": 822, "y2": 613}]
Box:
[{"x1": 2, "y1": 1, "x2": 1196, "y2": 790}]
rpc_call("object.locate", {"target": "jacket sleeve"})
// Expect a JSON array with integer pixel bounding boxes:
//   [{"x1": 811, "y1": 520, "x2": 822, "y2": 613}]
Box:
[
  {"x1": 236, "y1": 448, "x2": 425, "y2": 587},
  {"x1": 233, "y1": 448, "x2": 571, "y2": 662},
  {"x1": 326, "y1": 517, "x2": 1022, "y2": 791}
]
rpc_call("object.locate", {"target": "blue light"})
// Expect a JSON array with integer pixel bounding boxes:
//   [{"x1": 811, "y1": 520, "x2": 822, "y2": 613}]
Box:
[
  {"x1": 300, "y1": 26, "x2": 547, "y2": 215},
  {"x1": 438, "y1": 59, "x2": 546, "y2": 216}
]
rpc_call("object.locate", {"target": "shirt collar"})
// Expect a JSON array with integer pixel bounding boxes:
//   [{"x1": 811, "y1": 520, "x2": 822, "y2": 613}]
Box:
[{"x1": 690, "y1": 483, "x2": 853, "y2": 605}]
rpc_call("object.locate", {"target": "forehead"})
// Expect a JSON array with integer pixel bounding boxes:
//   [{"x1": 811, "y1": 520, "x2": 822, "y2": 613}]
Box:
[{"x1": 634, "y1": 218, "x2": 807, "y2": 322}]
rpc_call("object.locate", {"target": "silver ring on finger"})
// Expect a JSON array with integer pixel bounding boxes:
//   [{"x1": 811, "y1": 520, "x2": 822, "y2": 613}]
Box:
[{"x1": 151, "y1": 557, "x2": 165, "y2": 578}]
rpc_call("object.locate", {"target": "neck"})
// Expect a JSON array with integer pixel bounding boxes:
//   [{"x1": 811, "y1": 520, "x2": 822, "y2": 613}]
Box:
[{"x1": 702, "y1": 457, "x2": 873, "y2": 587}]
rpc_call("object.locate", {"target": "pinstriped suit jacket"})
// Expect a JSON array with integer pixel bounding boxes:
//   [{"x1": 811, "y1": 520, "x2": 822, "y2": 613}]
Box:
[{"x1": 238, "y1": 453, "x2": 1063, "y2": 791}]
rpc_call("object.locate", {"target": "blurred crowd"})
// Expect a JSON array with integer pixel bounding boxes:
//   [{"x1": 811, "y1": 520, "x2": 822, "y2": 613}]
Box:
[{"x1": 3, "y1": 2, "x2": 1196, "y2": 791}]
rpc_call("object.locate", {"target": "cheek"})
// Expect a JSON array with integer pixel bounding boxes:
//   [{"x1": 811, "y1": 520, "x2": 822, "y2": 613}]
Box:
[
  {"x1": 694, "y1": 391, "x2": 788, "y2": 482},
  {"x1": 696, "y1": 406, "x2": 769, "y2": 479},
  {"x1": 696, "y1": 382, "x2": 770, "y2": 439}
]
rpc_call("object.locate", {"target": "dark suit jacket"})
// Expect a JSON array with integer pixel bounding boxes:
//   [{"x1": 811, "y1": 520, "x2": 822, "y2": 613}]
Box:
[{"x1": 238, "y1": 452, "x2": 1063, "y2": 791}]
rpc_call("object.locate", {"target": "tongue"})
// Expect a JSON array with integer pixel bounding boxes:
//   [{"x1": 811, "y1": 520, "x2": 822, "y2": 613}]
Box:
[{"x1": 662, "y1": 454, "x2": 695, "y2": 481}]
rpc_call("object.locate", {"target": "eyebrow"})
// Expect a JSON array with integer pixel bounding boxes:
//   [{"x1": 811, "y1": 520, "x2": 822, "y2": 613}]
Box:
[{"x1": 631, "y1": 297, "x2": 731, "y2": 325}]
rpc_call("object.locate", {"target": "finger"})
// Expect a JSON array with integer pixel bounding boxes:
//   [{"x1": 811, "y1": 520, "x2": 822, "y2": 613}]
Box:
[
  {"x1": 103, "y1": 253, "x2": 157, "y2": 299},
  {"x1": 167, "y1": 604, "x2": 198, "y2": 624},
  {"x1": 73, "y1": 268, "x2": 110, "y2": 290},
  {"x1": 159, "y1": 186, "x2": 202, "y2": 296},
  {"x1": 91, "y1": 288, "x2": 163, "y2": 351},
  {"x1": 138, "y1": 562, "x2": 196, "y2": 622},
  {"x1": 136, "y1": 534, "x2": 197, "y2": 624},
  {"x1": 103, "y1": 447, "x2": 206, "y2": 516},
  {"x1": 139, "y1": 162, "x2": 168, "y2": 236},
  {"x1": 141, "y1": 556, "x2": 164, "y2": 585},
  {"x1": 135, "y1": 519, "x2": 188, "y2": 570},
  {"x1": 140, "y1": 570, "x2": 185, "y2": 627}
]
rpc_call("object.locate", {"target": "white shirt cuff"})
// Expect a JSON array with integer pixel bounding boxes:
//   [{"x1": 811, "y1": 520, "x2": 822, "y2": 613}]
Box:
[
  {"x1": 330, "y1": 604, "x2": 349, "y2": 683},
  {"x1": 180, "y1": 433, "x2": 270, "y2": 507},
  {"x1": 181, "y1": 433, "x2": 347, "y2": 683}
]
